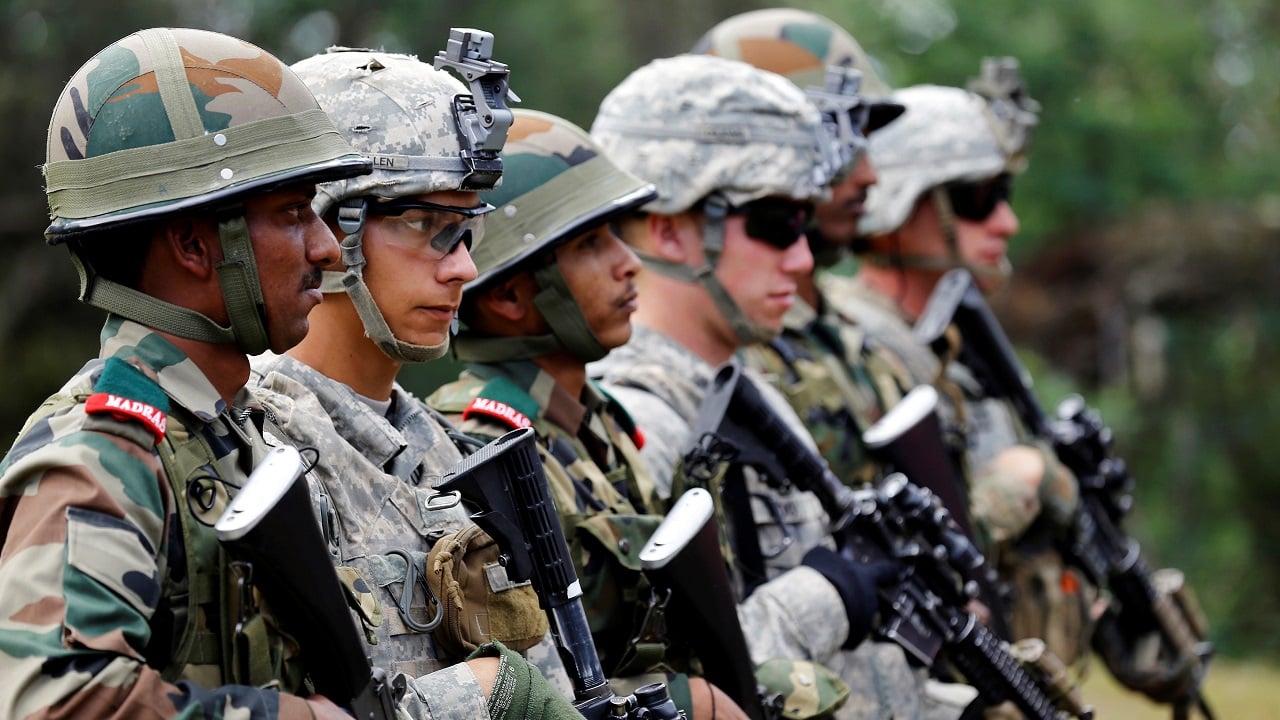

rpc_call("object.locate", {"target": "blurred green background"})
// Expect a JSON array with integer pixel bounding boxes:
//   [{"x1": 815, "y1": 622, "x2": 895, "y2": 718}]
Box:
[{"x1": 2, "y1": 0, "x2": 1277, "y2": 671}]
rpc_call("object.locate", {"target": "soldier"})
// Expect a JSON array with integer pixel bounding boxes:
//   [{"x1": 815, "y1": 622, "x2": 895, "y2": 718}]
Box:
[
  {"x1": 249, "y1": 48, "x2": 584, "y2": 719},
  {"x1": 693, "y1": 7, "x2": 914, "y2": 487},
  {"x1": 0, "y1": 28, "x2": 372, "y2": 719},
  {"x1": 823, "y1": 60, "x2": 1092, "y2": 669},
  {"x1": 427, "y1": 108, "x2": 754, "y2": 719},
  {"x1": 587, "y1": 54, "x2": 974, "y2": 720}
]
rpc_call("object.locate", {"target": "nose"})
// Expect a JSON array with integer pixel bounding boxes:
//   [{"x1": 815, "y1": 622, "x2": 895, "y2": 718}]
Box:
[
  {"x1": 609, "y1": 230, "x2": 642, "y2": 279},
  {"x1": 784, "y1": 232, "x2": 815, "y2": 276},
  {"x1": 439, "y1": 237, "x2": 478, "y2": 283},
  {"x1": 307, "y1": 215, "x2": 341, "y2": 268},
  {"x1": 987, "y1": 200, "x2": 1020, "y2": 237},
  {"x1": 849, "y1": 154, "x2": 878, "y2": 189}
]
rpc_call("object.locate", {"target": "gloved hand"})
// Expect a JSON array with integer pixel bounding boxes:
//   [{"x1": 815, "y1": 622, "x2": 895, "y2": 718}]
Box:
[{"x1": 802, "y1": 546, "x2": 901, "y2": 648}]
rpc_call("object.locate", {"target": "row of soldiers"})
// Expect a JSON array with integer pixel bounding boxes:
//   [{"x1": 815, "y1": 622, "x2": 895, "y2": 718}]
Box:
[{"x1": 0, "y1": 8, "x2": 1206, "y2": 720}]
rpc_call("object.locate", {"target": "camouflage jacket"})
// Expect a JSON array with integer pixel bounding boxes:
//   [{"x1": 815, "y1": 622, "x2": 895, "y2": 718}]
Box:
[
  {"x1": 742, "y1": 295, "x2": 914, "y2": 488},
  {"x1": 0, "y1": 317, "x2": 315, "y2": 720},
  {"x1": 251, "y1": 354, "x2": 575, "y2": 713},
  {"x1": 427, "y1": 360, "x2": 667, "y2": 675}
]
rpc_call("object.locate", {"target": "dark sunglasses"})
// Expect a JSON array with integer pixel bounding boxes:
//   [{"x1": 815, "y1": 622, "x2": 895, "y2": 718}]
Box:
[
  {"x1": 731, "y1": 198, "x2": 815, "y2": 250},
  {"x1": 944, "y1": 174, "x2": 1013, "y2": 222}
]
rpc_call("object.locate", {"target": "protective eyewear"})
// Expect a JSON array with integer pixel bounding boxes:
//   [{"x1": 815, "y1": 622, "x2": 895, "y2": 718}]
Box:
[
  {"x1": 733, "y1": 198, "x2": 815, "y2": 250},
  {"x1": 945, "y1": 174, "x2": 1012, "y2": 222},
  {"x1": 367, "y1": 199, "x2": 494, "y2": 259}
]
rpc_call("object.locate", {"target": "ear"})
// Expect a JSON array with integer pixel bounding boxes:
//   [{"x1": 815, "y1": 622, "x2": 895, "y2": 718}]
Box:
[
  {"x1": 475, "y1": 273, "x2": 535, "y2": 324},
  {"x1": 645, "y1": 212, "x2": 695, "y2": 264},
  {"x1": 158, "y1": 215, "x2": 220, "y2": 281}
]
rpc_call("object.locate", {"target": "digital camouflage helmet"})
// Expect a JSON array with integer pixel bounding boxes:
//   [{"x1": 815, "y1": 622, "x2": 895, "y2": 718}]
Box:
[
  {"x1": 454, "y1": 109, "x2": 656, "y2": 364},
  {"x1": 43, "y1": 27, "x2": 371, "y2": 354},
  {"x1": 591, "y1": 54, "x2": 834, "y2": 345},
  {"x1": 292, "y1": 29, "x2": 518, "y2": 362},
  {"x1": 859, "y1": 58, "x2": 1040, "y2": 287}
]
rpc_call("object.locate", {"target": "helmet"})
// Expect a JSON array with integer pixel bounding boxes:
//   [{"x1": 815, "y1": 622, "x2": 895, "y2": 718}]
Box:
[
  {"x1": 42, "y1": 27, "x2": 370, "y2": 353},
  {"x1": 691, "y1": 8, "x2": 902, "y2": 131},
  {"x1": 860, "y1": 57, "x2": 1039, "y2": 237},
  {"x1": 591, "y1": 54, "x2": 830, "y2": 345},
  {"x1": 592, "y1": 54, "x2": 830, "y2": 215},
  {"x1": 453, "y1": 109, "x2": 656, "y2": 363},
  {"x1": 293, "y1": 37, "x2": 518, "y2": 363}
]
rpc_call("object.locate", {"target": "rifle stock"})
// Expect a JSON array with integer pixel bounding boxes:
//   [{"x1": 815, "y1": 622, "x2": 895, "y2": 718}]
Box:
[
  {"x1": 914, "y1": 268, "x2": 1214, "y2": 717},
  {"x1": 639, "y1": 488, "x2": 781, "y2": 720},
  {"x1": 215, "y1": 445, "x2": 399, "y2": 720},
  {"x1": 436, "y1": 427, "x2": 682, "y2": 720}
]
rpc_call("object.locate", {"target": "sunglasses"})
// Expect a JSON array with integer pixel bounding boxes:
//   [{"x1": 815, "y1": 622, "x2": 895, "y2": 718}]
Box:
[
  {"x1": 730, "y1": 198, "x2": 815, "y2": 250},
  {"x1": 367, "y1": 199, "x2": 494, "y2": 259},
  {"x1": 944, "y1": 174, "x2": 1013, "y2": 222}
]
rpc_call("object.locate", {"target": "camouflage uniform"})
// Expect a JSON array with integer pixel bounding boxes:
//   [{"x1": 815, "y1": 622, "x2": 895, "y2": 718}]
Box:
[
  {"x1": 592, "y1": 326, "x2": 934, "y2": 720},
  {"x1": 251, "y1": 355, "x2": 575, "y2": 711},
  {"x1": 0, "y1": 28, "x2": 372, "y2": 719}
]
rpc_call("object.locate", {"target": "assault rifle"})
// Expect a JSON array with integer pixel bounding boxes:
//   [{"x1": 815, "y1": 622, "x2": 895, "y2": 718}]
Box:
[
  {"x1": 639, "y1": 487, "x2": 784, "y2": 720},
  {"x1": 215, "y1": 445, "x2": 401, "y2": 720},
  {"x1": 436, "y1": 427, "x2": 683, "y2": 720},
  {"x1": 699, "y1": 359, "x2": 1090, "y2": 719},
  {"x1": 914, "y1": 268, "x2": 1215, "y2": 719}
]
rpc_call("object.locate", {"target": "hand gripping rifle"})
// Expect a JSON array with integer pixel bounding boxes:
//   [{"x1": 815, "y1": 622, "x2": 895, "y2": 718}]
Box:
[
  {"x1": 639, "y1": 487, "x2": 783, "y2": 720},
  {"x1": 435, "y1": 427, "x2": 683, "y2": 720},
  {"x1": 914, "y1": 268, "x2": 1215, "y2": 719},
  {"x1": 215, "y1": 445, "x2": 401, "y2": 720},
  {"x1": 700, "y1": 360, "x2": 1090, "y2": 719}
]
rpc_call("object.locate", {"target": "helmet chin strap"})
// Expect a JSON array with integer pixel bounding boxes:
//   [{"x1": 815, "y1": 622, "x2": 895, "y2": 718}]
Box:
[
  {"x1": 329, "y1": 198, "x2": 450, "y2": 363},
  {"x1": 453, "y1": 262, "x2": 609, "y2": 364},
  {"x1": 636, "y1": 195, "x2": 778, "y2": 346},
  {"x1": 861, "y1": 188, "x2": 1012, "y2": 292},
  {"x1": 71, "y1": 202, "x2": 273, "y2": 355}
]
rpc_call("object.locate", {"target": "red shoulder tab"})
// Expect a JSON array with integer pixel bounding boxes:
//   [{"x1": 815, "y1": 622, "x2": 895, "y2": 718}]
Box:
[
  {"x1": 86, "y1": 392, "x2": 167, "y2": 445},
  {"x1": 630, "y1": 428, "x2": 645, "y2": 450},
  {"x1": 463, "y1": 397, "x2": 532, "y2": 430}
]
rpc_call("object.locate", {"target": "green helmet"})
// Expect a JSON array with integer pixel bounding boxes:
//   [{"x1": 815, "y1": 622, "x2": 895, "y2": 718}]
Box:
[
  {"x1": 453, "y1": 109, "x2": 656, "y2": 364},
  {"x1": 691, "y1": 8, "x2": 902, "y2": 131},
  {"x1": 859, "y1": 58, "x2": 1039, "y2": 284},
  {"x1": 43, "y1": 27, "x2": 370, "y2": 353},
  {"x1": 591, "y1": 53, "x2": 831, "y2": 345},
  {"x1": 293, "y1": 32, "x2": 518, "y2": 363}
]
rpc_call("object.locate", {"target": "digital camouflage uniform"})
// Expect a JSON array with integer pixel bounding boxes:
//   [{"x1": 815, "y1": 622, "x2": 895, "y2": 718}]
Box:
[
  {"x1": 592, "y1": 326, "x2": 934, "y2": 720},
  {"x1": 848, "y1": 67, "x2": 1092, "y2": 668},
  {"x1": 252, "y1": 355, "x2": 574, "y2": 714},
  {"x1": 0, "y1": 28, "x2": 372, "y2": 720}
]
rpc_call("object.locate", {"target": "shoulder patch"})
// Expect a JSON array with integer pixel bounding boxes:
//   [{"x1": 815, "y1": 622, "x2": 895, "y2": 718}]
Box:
[
  {"x1": 85, "y1": 356, "x2": 169, "y2": 445},
  {"x1": 463, "y1": 397, "x2": 532, "y2": 430},
  {"x1": 593, "y1": 380, "x2": 645, "y2": 450}
]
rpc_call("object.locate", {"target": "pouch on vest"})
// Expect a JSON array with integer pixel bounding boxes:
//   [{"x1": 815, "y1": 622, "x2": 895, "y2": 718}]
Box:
[{"x1": 426, "y1": 525, "x2": 548, "y2": 659}]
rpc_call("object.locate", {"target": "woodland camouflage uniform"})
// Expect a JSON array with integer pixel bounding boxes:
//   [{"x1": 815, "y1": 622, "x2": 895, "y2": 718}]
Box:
[{"x1": 0, "y1": 28, "x2": 370, "y2": 719}]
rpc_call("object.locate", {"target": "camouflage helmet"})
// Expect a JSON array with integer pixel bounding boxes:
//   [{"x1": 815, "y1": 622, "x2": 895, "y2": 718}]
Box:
[
  {"x1": 42, "y1": 28, "x2": 370, "y2": 355},
  {"x1": 860, "y1": 58, "x2": 1040, "y2": 238},
  {"x1": 453, "y1": 109, "x2": 655, "y2": 364},
  {"x1": 44, "y1": 27, "x2": 368, "y2": 240},
  {"x1": 591, "y1": 54, "x2": 832, "y2": 216},
  {"x1": 692, "y1": 7, "x2": 903, "y2": 132},
  {"x1": 292, "y1": 47, "x2": 495, "y2": 218},
  {"x1": 292, "y1": 38, "x2": 518, "y2": 364}
]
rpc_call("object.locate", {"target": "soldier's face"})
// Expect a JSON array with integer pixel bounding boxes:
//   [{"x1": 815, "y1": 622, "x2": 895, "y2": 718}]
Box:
[
  {"x1": 898, "y1": 188, "x2": 1019, "y2": 284},
  {"x1": 714, "y1": 210, "x2": 814, "y2": 337},
  {"x1": 554, "y1": 223, "x2": 642, "y2": 350},
  {"x1": 815, "y1": 154, "x2": 879, "y2": 247},
  {"x1": 360, "y1": 190, "x2": 480, "y2": 348},
  {"x1": 245, "y1": 183, "x2": 339, "y2": 353}
]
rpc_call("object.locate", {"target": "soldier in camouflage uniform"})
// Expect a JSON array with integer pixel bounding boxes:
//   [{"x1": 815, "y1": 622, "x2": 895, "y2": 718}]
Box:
[
  {"x1": 587, "y1": 54, "x2": 974, "y2": 720},
  {"x1": 248, "y1": 48, "x2": 583, "y2": 719},
  {"x1": 694, "y1": 8, "x2": 916, "y2": 488},
  {"x1": 427, "y1": 109, "x2": 760, "y2": 719},
  {"x1": 824, "y1": 60, "x2": 1093, "y2": 671},
  {"x1": 0, "y1": 28, "x2": 374, "y2": 720}
]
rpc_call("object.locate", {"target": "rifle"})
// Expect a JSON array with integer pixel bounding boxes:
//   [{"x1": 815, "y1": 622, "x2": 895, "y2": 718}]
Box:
[
  {"x1": 914, "y1": 268, "x2": 1215, "y2": 718},
  {"x1": 215, "y1": 445, "x2": 400, "y2": 720},
  {"x1": 700, "y1": 359, "x2": 1091, "y2": 719},
  {"x1": 639, "y1": 487, "x2": 783, "y2": 720},
  {"x1": 435, "y1": 427, "x2": 683, "y2": 720}
]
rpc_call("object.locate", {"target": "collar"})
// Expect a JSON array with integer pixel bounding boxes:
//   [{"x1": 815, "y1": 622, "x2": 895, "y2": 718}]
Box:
[{"x1": 98, "y1": 315, "x2": 228, "y2": 423}]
